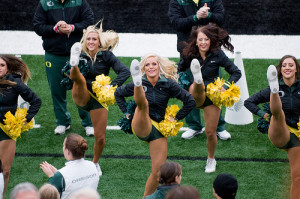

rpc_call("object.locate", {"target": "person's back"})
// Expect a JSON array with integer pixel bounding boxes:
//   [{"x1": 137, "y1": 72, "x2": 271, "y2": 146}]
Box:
[{"x1": 68, "y1": 187, "x2": 101, "y2": 199}]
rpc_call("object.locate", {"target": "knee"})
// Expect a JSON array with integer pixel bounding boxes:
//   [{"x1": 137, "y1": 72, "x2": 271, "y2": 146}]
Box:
[
  {"x1": 205, "y1": 129, "x2": 216, "y2": 139},
  {"x1": 3, "y1": 168, "x2": 11, "y2": 178},
  {"x1": 94, "y1": 136, "x2": 105, "y2": 146}
]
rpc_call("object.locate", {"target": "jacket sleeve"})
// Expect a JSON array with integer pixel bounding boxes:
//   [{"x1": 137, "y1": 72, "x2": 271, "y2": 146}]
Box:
[
  {"x1": 244, "y1": 87, "x2": 270, "y2": 117},
  {"x1": 33, "y1": 2, "x2": 57, "y2": 37},
  {"x1": 208, "y1": 0, "x2": 225, "y2": 26},
  {"x1": 73, "y1": 0, "x2": 94, "y2": 33},
  {"x1": 114, "y1": 82, "x2": 135, "y2": 113},
  {"x1": 102, "y1": 51, "x2": 130, "y2": 87},
  {"x1": 220, "y1": 51, "x2": 242, "y2": 87},
  {"x1": 168, "y1": 0, "x2": 197, "y2": 32},
  {"x1": 169, "y1": 79, "x2": 196, "y2": 120},
  {"x1": 16, "y1": 80, "x2": 42, "y2": 122}
]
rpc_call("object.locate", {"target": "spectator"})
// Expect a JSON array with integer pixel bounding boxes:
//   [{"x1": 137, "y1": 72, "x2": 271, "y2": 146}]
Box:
[
  {"x1": 168, "y1": 0, "x2": 231, "y2": 141},
  {"x1": 213, "y1": 173, "x2": 238, "y2": 199},
  {"x1": 33, "y1": 0, "x2": 95, "y2": 136},
  {"x1": 166, "y1": 186, "x2": 200, "y2": 199},
  {"x1": 145, "y1": 162, "x2": 182, "y2": 199},
  {"x1": 68, "y1": 187, "x2": 101, "y2": 199},
  {"x1": 10, "y1": 182, "x2": 40, "y2": 199},
  {"x1": 39, "y1": 183, "x2": 59, "y2": 199},
  {"x1": 40, "y1": 133, "x2": 99, "y2": 199}
]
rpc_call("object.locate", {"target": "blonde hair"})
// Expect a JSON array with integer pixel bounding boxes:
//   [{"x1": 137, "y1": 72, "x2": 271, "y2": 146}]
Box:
[
  {"x1": 140, "y1": 53, "x2": 178, "y2": 82},
  {"x1": 68, "y1": 187, "x2": 101, "y2": 199},
  {"x1": 39, "y1": 183, "x2": 59, "y2": 199},
  {"x1": 80, "y1": 20, "x2": 119, "y2": 61}
]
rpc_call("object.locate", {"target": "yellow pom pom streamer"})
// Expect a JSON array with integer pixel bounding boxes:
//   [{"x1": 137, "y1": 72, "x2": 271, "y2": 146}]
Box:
[
  {"x1": 0, "y1": 108, "x2": 34, "y2": 141},
  {"x1": 206, "y1": 78, "x2": 241, "y2": 108},
  {"x1": 92, "y1": 74, "x2": 117, "y2": 110},
  {"x1": 158, "y1": 105, "x2": 183, "y2": 138},
  {"x1": 295, "y1": 117, "x2": 300, "y2": 140}
]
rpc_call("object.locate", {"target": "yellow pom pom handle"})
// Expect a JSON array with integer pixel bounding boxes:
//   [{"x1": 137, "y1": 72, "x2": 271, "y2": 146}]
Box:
[
  {"x1": 92, "y1": 74, "x2": 117, "y2": 110},
  {"x1": 0, "y1": 108, "x2": 34, "y2": 141},
  {"x1": 159, "y1": 105, "x2": 183, "y2": 138}
]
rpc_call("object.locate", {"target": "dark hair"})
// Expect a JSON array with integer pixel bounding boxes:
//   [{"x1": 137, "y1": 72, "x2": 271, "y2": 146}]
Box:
[
  {"x1": 165, "y1": 186, "x2": 200, "y2": 199},
  {"x1": 158, "y1": 162, "x2": 182, "y2": 185},
  {"x1": 0, "y1": 160, "x2": 2, "y2": 172},
  {"x1": 213, "y1": 173, "x2": 238, "y2": 199},
  {"x1": 65, "y1": 133, "x2": 88, "y2": 159},
  {"x1": 276, "y1": 55, "x2": 300, "y2": 80},
  {"x1": 181, "y1": 23, "x2": 233, "y2": 60}
]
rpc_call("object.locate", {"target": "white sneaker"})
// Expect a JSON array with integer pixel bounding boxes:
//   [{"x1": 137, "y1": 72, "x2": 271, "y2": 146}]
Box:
[
  {"x1": 95, "y1": 163, "x2": 102, "y2": 176},
  {"x1": 54, "y1": 125, "x2": 70, "y2": 135},
  {"x1": 217, "y1": 130, "x2": 231, "y2": 140},
  {"x1": 205, "y1": 158, "x2": 216, "y2": 173},
  {"x1": 70, "y1": 42, "x2": 82, "y2": 67},
  {"x1": 181, "y1": 127, "x2": 205, "y2": 139},
  {"x1": 130, "y1": 59, "x2": 142, "y2": 87},
  {"x1": 267, "y1": 65, "x2": 279, "y2": 93},
  {"x1": 85, "y1": 126, "x2": 94, "y2": 136},
  {"x1": 190, "y1": 59, "x2": 203, "y2": 84}
]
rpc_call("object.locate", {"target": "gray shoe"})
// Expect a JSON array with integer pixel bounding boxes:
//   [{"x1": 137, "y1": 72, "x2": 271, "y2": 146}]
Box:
[{"x1": 181, "y1": 127, "x2": 205, "y2": 139}]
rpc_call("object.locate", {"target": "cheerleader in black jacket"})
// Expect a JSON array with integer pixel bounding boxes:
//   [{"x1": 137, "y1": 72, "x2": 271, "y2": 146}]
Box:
[
  {"x1": 244, "y1": 55, "x2": 300, "y2": 199},
  {"x1": 114, "y1": 53, "x2": 195, "y2": 198},
  {"x1": 0, "y1": 55, "x2": 41, "y2": 198}
]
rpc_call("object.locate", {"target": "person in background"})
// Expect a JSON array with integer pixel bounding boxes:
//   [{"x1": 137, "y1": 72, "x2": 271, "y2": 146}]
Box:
[
  {"x1": 213, "y1": 173, "x2": 238, "y2": 199},
  {"x1": 168, "y1": 0, "x2": 231, "y2": 141},
  {"x1": 244, "y1": 55, "x2": 300, "y2": 199},
  {"x1": 33, "y1": 0, "x2": 95, "y2": 136},
  {"x1": 67, "y1": 21, "x2": 130, "y2": 175},
  {"x1": 145, "y1": 162, "x2": 182, "y2": 199},
  {"x1": 68, "y1": 187, "x2": 101, "y2": 199},
  {"x1": 115, "y1": 53, "x2": 195, "y2": 198},
  {"x1": 0, "y1": 55, "x2": 41, "y2": 198},
  {"x1": 39, "y1": 183, "x2": 60, "y2": 199},
  {"x1": 40, "y1": 133, "x2": 100, "y2": 199},
  {"x1": 10, "y1": 182, "x2": 40, "y2": 199},
  {"x1": 179, "y1": 23, "x2": 241, "y2": 173},
  {"x1": 165, "y1": 186, "x2": 200, "y2": 199}
]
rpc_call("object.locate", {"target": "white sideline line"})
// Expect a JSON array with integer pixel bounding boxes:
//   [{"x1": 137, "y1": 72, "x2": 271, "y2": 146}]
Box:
[
  {"x1": 1, "y1": 31, "x2": 300, "y2": 59},
  {"x1": 107, "y1": 125, "x2": 189, "y2": 131}
]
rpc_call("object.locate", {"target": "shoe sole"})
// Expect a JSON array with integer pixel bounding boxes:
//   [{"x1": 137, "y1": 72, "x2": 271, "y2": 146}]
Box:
[
  {"x1": 70, "y1": 42, "x2": 82, "y2": 67},
  {"x1": 130, "y1": 59, "x2": 142, "y2": 86},
  {"x1": 181, "y1": 131, "x2": 204, "y2": 139},
  {"x1": 190, "y1": 59, "x2": 202, "y2": 84},
  {"x1": 267, "y1": 65, "x2": 279, "y2": 93}
]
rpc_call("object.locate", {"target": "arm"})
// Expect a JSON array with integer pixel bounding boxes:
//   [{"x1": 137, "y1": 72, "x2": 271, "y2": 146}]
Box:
[
  {"x1": 72, "y1": 0, "x2": 94, "y2": 33},
  {"x1": 208, "y1": 0, "x2": 225, "y2": 26},
  {"x1": 169, "y1": 79, "x2": 196, "y2": 120},
  {"x1": 49, "y1": 172, "x2": 65, "y2": 196},
  {"x1": 220, "y1": 51, "x2": 242, "y2": 88},
  {"x1": 33, "y1": 3, "x2": 57, "y2": 37},
  {"x1": 114, "y1": 83, "x2": 135, "y2": 113},
  {"x1": 102, "y1": 51, "x2": 130, "y2": 87},
  {"x1": 244, "y1": 87, "x2": 271, "y2": 117}
]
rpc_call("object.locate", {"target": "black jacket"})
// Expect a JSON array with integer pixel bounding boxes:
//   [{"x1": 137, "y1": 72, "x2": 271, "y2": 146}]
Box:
[
  {"x1": 244, "y1": 79, "x2": 300, "y2": 129},
  {"x1": 81, "y1": 51, "x2": 130, "y2": 94},
  {"x1": 179, "y1": 50, "x2": 241, "y2": 87},
  {"x1": 168, "y1": 0, "x2": 225, "y2": 52},
  {"x1": 114, "y1": 76, "x2": 196, "y2": 123},
  {"x1": 0, "y1": 74, "x2": 42, "y2": 123},
  {"x1": 33, "y1": 0, "x2": 94, "y2": 56}
]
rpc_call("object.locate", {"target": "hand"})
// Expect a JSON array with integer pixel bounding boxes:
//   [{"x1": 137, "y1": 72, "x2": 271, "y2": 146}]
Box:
[
  {"x1": 55, "y1": 20, "x2": 67, "y2": 28},
  {"x1": 126, "y1": 114, "x2": 131, "y2": 119},
  {"x1": 220, "y1": 87, "x2": 226, "y2": 92},
  {"x1": 196, "y1": 3, "x2": 210, "y2": 19},
  {"x1": 169, "y1": 116, "x2": 175, "y2": 122},
  {"x1": 263, "y1": 113, "x2": 270, "y2": 119},
  {"x1": 40, "y1": 161, "x2": 57, "y2": 177},
  {"x1": 59, "y1": 24, "x2": 73, "y2": 35}
]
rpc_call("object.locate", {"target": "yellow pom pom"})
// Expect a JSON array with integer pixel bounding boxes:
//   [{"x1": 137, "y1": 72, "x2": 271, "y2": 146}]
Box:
[
  {"x1": 0, "y1": 108, "x2": 34, "y2": 141},
  {"x1": 220, "y1": 83, "x2": 241, "y2": 107},
  {"x1": 295, "y1": 117, "x2": 300, "y2": 140},
  {"x1": 206, "y1": 77, "x2": 224, "y2": 108},
  {"x1": 159, "y1": 105, "x2": 183, "y2": 137},
  {"x1": 92, "y1": 75, "x2": 117, "y2": 109}
]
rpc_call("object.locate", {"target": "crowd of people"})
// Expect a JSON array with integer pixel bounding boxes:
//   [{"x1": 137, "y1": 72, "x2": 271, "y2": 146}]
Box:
[{"x1": 0, "y1": 0, "x2": 298, "y2": 198}]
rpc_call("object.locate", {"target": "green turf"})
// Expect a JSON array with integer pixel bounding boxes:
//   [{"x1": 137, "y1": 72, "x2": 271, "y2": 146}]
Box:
[{"x1": 3, "y1": 55, "x2": 293, "y2": 199}]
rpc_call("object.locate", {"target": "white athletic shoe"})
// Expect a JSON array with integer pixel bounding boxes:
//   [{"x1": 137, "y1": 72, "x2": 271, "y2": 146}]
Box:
[
  {"x1": 205, "y1": 158, "x2": 216, "y2": 173},
  {"x1": 217, "y1": 130, "x2": 231, "y2": 140},
  {"x1": 130, "y1": 59, "x2": 142, "y2": 87},
  {"x1": 54, "y1": 125, "x2": 70, "y2": 135},
  {"x1": 190, "y1": 59, "x2": 203, "y2": 84},
  {"x1": 70, "y1": 42, "x2": 82, "y2": 67},
  {"x1": 267, "y1": 65, "x2": 279, "y2": 93},
  {"x1": 95, "y1": 163, "x2": 103, "y2": 176},
  {"x1": 181, "y1": 127, "x2": 205, "y2": 139},
  {"x1": 85, "y1": 126, "x2": 94, "y2": 136}
]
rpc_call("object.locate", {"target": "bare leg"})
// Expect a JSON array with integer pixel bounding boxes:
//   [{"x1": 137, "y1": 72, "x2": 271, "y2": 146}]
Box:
[
  {"x1": 89, "y1": 108, "x2": 108, "y2": 163},
  {"x1": 143, "y1": 138, "x2": 168, "y2": 198},
  {"x1": 0, "y1": 140, "x2": 16, "y2": 198},
  {"x1": 203, "y1": 105, "x2": 220, "y2": 158},
  {"x1": 288, "y1": 147, "x2": 300, "y2": 199}
]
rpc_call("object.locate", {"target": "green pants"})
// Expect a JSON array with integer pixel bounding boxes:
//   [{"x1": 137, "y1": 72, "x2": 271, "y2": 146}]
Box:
[{"x1": 45, "y1": 52, "x2": 92, "y2": 127}]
